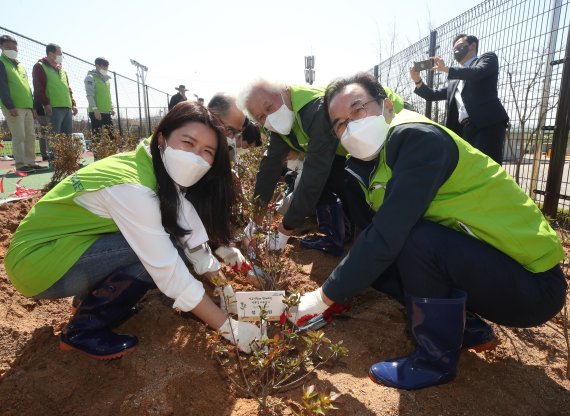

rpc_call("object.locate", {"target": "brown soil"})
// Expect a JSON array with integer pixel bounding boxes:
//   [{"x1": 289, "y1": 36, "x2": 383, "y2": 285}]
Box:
[{"x1": 0, "y1": 197, "x2": 569, "y2": 416}]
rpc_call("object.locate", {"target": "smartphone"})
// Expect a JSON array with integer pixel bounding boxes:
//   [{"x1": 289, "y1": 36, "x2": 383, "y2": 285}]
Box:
[{"x1": 414, "y1": 58, "x2": 434, "y2": 72}]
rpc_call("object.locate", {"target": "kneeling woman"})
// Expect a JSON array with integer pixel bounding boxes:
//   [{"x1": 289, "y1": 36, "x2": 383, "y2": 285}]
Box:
[{"x1": 5, "y1": 102, "x2": 259, "y2": 359}]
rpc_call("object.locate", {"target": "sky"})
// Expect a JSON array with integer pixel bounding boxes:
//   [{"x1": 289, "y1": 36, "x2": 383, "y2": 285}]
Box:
[{"x1": 3, "y1": 0, "x2": 484, "y2": 102}]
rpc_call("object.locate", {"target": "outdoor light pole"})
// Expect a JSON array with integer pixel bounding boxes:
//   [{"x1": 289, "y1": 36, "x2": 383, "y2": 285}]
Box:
[
  {"x1": 130, "y1": 59, "x2": 149, "y2": 136},
  {"x1": 304, "y1": 55, "x2": 315, "y2": 85}
]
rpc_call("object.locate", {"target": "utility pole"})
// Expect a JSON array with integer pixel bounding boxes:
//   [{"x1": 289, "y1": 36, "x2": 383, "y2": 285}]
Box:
[
  {"x1": 130, "y1": 59, "x2": 149, "y2": 136},
  {"x1": 304, "y1": 55, "x2": 315, "y2": 85}
]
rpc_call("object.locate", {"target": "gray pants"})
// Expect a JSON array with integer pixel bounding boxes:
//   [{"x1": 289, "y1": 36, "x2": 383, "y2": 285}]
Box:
[{"x1": 50, "y1": 107, "x2": 73, "y2": 134}]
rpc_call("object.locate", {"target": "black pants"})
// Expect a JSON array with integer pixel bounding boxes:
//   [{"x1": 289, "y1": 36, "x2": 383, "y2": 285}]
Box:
[
  {"x1": 371, "y1": 220, "x2": 567, "y2": 328},
  {"x1": 461, "y1": 121, "x2": 506, "y2": 165},
  {"x1": 318, "y1": 155, "x2": 353, "y2": 218},
  {"x1": 88, "y1": 112, "x2": 113, "y2": 134}
]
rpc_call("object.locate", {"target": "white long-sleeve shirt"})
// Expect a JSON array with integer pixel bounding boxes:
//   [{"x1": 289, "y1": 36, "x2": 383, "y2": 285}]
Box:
[{"x1": 74, "y1": 183, "x2": 220, "y2": 312}]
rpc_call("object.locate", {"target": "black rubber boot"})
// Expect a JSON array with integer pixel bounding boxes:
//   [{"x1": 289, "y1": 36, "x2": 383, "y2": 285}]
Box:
[
  {"x1": 300, "y1": 199, "x2": 345, "y2": 257},
  {"x1": 60, "y1": 270, "x2": 151, "y2": 360}
]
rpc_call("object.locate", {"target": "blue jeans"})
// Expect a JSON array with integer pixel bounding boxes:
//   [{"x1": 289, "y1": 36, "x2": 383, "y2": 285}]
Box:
[
  {"x1": 50, "y1": 107, "x2": 73, "y2": 134},
  {"x1": 35, "y1": 233, "x2": 153, "y2": 299}
]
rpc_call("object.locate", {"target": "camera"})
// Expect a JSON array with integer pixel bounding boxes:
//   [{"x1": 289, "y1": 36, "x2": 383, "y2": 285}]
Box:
[{"x1": 414, "y1": 58, "x2": 434, "y2": 71}]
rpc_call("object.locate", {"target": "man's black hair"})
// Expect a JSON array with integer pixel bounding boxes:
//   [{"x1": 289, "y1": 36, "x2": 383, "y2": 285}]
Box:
[
  {"x1": 0, "y1": 35, "x2": 17, "y2": 46},
  {"x1": 324, "y1": 72, "x2": 387, "y2": 121},
  {"x1": 95, "y1": 57, "x2": 109, "y2": 67},
  {"x1": 208, "y1": 93, "x2": 232, "y2": 117},
  {"x1": 453, "y1": 34, "x2": 479, "y2": 53},
  {"x1": 46, "y1": 43, "x2": 60, "y2": 56}
]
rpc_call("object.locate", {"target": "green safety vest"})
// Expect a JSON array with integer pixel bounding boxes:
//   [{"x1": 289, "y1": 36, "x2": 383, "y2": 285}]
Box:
[
  {"x1": 88, "y1": 71, "x2": 113, "y2": 112},
  {"x1": 5, "y1": 140, "x2": 157, "y2": 297},
  {"x1": 0, "y1": 54, "x2": 33, "y2": 109},
  {"x1": 357, "y1": 109, "x2": 564, "y2": 273},
  {"x1": 38, "y1": 61, "x2": 72, "y2": 108},
  {"x1": 277, "y1": 85, "x2": 347, "y2": 157},
  {"x1": 383, "y1": 86, "x2": 405, "y2": 114}
]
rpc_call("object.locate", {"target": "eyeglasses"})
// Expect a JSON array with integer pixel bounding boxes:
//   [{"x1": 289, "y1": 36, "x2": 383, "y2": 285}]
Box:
[
  {"x1": 332, "y1": 99, "x2": 381, "y2": 138},
  {"x1": 225, "y1": 117, "x2": 249, "y2": 139}
]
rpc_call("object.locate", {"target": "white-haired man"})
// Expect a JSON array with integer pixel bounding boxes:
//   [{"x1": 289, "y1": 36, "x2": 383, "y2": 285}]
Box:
[{"x1": 237, "y1": 80, "x2": 351, "y2": 256}]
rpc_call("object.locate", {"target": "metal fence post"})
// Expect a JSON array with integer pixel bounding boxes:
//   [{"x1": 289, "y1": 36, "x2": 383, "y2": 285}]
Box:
[
  {"x1": 136, "y1": 73, "x2": 143, "y2": 138},
  {"x1": 113, "y1": 71, "x2": 122, "y2": 136},
  {"x1": 543, "y1": 29, "x2": 570, "y2": 217},
  {"x1": 425, "y1": 30, "x2": 437, "y2": 119},
  {"x1": 145, "y1": 85, "x2": 151, "y2": 134}
]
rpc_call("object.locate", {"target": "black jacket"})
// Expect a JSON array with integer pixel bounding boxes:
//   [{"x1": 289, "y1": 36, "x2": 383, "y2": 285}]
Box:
[
  {"x1": 168, "y1": 93, "x2": 186, "y2": 111},
  {"x1": 253, "y1": 97, "x2": 339, "y2": 230},
  {"x1": 414, "y1": 52, "x2": 509, "y2": 133}
]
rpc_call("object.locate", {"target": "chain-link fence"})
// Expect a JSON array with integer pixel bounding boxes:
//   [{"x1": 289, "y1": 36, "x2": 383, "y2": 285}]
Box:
[
  {"x1": 0, "y1": 25, "x2": 170, "y2": 139},
  {"x1": 371, "y1": 0, "x2": 570, "y2": 217}
]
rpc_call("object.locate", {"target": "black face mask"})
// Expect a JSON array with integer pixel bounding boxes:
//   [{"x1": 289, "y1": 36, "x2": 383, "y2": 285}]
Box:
[{"x1": 454, "y1": 44, "x2": 470, "y2": 62}]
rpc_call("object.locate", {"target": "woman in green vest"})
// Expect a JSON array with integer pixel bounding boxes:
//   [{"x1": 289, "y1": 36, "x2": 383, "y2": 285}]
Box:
[
  {"x1": 5, "y1": 101, "x2": 260, "y2": 360},
  {"x1": 287, "y1": 73, "x2": 567, "y2": 390}
]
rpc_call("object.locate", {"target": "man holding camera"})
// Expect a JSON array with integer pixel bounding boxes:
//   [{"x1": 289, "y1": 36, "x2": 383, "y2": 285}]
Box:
[{"x1": 411, "y1": 34, "x2": 508, "y2": 165}]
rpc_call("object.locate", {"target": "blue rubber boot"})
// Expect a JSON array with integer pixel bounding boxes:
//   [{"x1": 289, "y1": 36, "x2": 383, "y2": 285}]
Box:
[
  {"x1": 60, "y1": 270, "x2": 151, "y2": 360},
  {"x1": 300, "y1": 199, "x2": 345, "y2": 257},
  {"x1": 462, "y1": 312, "x2": 496, "y2": 351},
  {"x1": 369, "y1": 290, "x2": 466, "y2": 390}
]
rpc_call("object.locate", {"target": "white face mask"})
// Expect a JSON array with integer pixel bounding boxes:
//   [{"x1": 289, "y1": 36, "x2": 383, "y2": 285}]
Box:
[
  {"x1": 99, "y1": 69, "x2": 108, "y2": 77},
  {"x1": 161, "y1": 144, "x2": 212, "y2": 187},
  {"x1": 264, "y1": 93, "x2": 294, "y2": 135},
  {"x1": 3, "y1": 50, "x2": 18, "y2": 60},
  {"x1": 54, "y1": 55, "x2": 63, "y2": 64},
  {"x1": 341, "y1": 114, "x2": 390, "y2": 161}
]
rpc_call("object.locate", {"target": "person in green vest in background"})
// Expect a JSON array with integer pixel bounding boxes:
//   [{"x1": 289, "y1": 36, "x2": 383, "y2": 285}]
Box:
[
  {"x1": 0, "y1": 34, "x2": 43, "y2": 172},
  {"x1": 4, "y1": 102, "x2": 260, "y2": 360},
  {"x1": 85, "y1": 57, "x2": 115, "y2": 138},
  {"x1": 290, "y1": 72, "x2": 567, "y2": 390},
  {"x1": 32, "y1": 43, "x2": 78, "y2": 135}
]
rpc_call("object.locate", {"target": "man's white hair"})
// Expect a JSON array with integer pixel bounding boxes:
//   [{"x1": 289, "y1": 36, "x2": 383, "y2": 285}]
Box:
[{"x1": 236, "y1": 79, "x2": 286, "y2": 120}]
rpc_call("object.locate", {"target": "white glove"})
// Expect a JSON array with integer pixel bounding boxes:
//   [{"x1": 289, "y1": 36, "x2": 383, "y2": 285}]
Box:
[
  {"x1": 276, "y1": 192, "x2": 294, "y2": 215},
  {"x1": 214, "y1": 246, "x2": 251, "y2": 272},
  {"x1": 243, "y1": 220, "x2": 258, "y2": 247},
  {"x1": 218, "y1": 317, "x2": 261, "y2": 354},
  {"x1": 184, "y1": 243, "x2": 221, "y2": 275},
  {"x1": 266, "y1": 230, "x2": 290, "y2": 251},
  {"x1": 287, "y1": 288, "x2": 328, "y2": 326},
  {"x1": 215, "y1": 284, "x2": 237, "y2": 314}
]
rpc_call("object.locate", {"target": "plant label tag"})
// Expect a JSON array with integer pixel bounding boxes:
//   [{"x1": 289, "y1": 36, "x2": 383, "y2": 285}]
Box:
[{"x1": 235, "y1": 291, "x2": 286, "y2": 322}]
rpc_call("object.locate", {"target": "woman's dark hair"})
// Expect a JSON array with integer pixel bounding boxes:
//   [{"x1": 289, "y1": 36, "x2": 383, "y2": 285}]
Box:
[
  {"x1": 242, "y1": 117, "x2": 262, "y2": 147},
  {"x1": 323, "y1": 72, "x2": 387, "y2": 123},
  {"x1": 150, "y1": 101, "x2": 236, "y2": 244}
]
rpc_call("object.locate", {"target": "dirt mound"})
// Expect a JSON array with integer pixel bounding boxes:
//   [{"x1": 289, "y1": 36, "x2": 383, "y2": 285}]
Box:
[{"x1": 0, "y1": 198, "x2": 569, "y2": 415}]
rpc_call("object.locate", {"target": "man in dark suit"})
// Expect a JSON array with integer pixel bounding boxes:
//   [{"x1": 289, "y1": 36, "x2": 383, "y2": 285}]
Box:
[{"x1": 411, "y1": 34, "x2": 509, "y2": 164}]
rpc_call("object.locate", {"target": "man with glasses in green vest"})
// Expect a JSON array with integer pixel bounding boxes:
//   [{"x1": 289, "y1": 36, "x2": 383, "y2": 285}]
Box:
[
  {"x1": 85, "y1": 57, "x2": 114, "y2": 139},
  {"x1": 290, "y1": 72, "x2": 567, "y2": 391},
  {"x1": 32, "y1": 43, "x2": 78, "y2": 135},
  {"x1": 0, "y1": 35, "x2": 42, "y2": 172}
]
